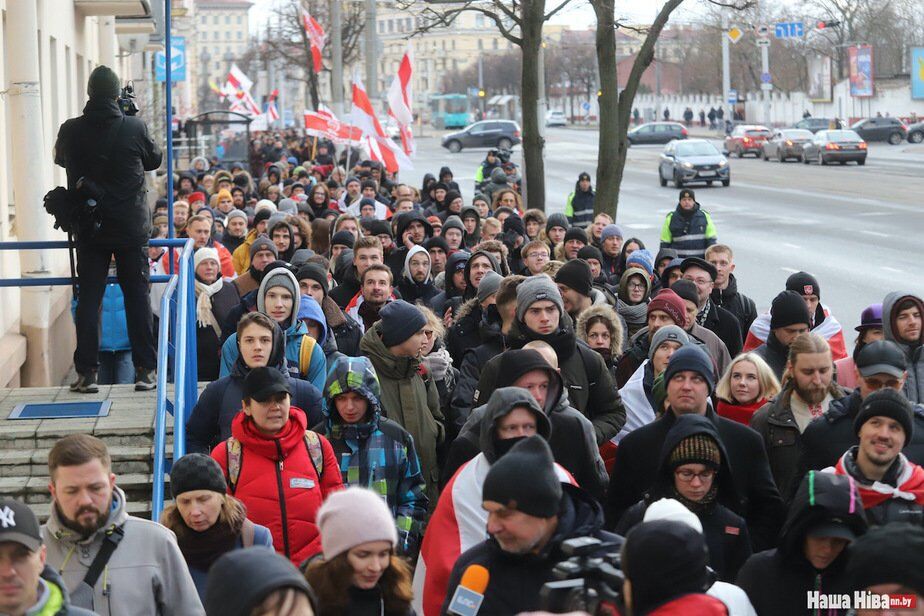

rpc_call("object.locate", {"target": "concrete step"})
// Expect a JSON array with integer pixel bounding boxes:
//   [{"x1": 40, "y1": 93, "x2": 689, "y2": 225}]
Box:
[
  {"x1": 0, "y1": 473, "x2": 167, "y2": 505},
  {"x1": 0, "y1": 445, "x2": 156, "y2": 478}
]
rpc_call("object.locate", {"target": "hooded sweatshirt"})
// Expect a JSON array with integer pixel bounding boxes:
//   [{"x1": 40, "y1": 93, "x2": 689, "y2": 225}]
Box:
[
  {"x1": 42, "y1": 487, "x2": 204, "y2": 616},
  {"x1": 398, "y1": 245, "x2": 437, "y2": 306},
  {"x1": 737, "y1": 471, "x2": 868, "y2": 615},
  {"x1": 219, "y1": 268, "x2": 327, "y2": 392},
  {"x1": 883, "y1": 291, "x2": 924, "y2": 403}
]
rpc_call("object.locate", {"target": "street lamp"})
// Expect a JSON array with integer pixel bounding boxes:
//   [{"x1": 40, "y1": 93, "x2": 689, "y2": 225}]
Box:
[{"x1": 199, "y1": 48, "x2": 211, "y2": 113}]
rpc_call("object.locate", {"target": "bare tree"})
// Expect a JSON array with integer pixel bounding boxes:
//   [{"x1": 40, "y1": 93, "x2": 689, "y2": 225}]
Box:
[
  {"x1": 407, "y1": 0, "x2": 574, "y2": 212},
  {"x1": 591, "y1": 0, "x2": 755, "y2": 218},
  {"x1": 440, "y1": 50, "x2": 522, "y2": 95},
  {"x1": 260, "y1": 0, "x2": 365, "y2": 110}
]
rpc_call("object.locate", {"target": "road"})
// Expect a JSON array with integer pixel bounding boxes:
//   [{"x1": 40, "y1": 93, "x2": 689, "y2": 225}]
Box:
[{"x1": 411, "y1": 127, "x2": 924, "y2": 332}]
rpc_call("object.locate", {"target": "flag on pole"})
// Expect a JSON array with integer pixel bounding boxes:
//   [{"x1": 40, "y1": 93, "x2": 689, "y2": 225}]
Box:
[
  {"x1": 304, "y1": 107, "x2": 362, "y2": 143},
  {"x1": 387, "y1": 43, "x2": 415, "y2": 155},
  {"x1": 352, "y1": 72, "x2": 413, "y2": 173},
  {"x1": 301, "y1": 9, "x2": 326, "y2": 73},
  {"x1": 209, "y1": 79, "x2": 226, "y2": 100},
  {"x1": 226, "y1": 64, "x2": 253, "y2": 92}
]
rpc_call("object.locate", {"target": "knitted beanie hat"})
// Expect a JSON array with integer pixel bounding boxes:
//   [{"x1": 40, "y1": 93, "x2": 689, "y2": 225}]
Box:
[
  {"x1": 482, "y1": 436, "x2": 562, "y2": 518},
  {"x1": 170, "y1": 453, "x2": 227, "y2": 498},
  {"x1": 669, "y1": 433, "x2": 722, "y2": 470},
  {"x1": 516, "y1": 275, "x2": 565, "y2": 323},
  {"x1": 317, "y1": 487, "x2": 398, "y2": 560}
]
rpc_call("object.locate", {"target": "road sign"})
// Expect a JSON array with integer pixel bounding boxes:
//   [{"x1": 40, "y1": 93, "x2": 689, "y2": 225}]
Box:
[
  {"x1": 761, "y1": 83, "x2": 774, "y2": 91},
  {"x1": 755, "y1": 24, "x2": 770, "y2": 39},
  {"x1": 774, "y1": 22, "x2": 805, "y2": 39},
  {"x1": 155, "y1": 36, "x2": 186, "y2": 82},
  {"x1": 582, "y1": 101, "x2": 591, "y2": 111},
  {"x1": 761, "y1": 72, "x2": 772, "y2": 83},
  {"x1": 756, "y1": 38, "x2": 771, "y2": 48},
  {"x1": 727, "y1": 26, "x2": 743, "y2": 44},
  {"x1": 728, "y1": 89, "x2": 738, "y2": 104}
]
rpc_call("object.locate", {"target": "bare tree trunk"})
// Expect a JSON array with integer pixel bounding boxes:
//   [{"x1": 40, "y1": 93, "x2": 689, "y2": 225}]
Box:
[
  {"x1": 520, "y1": 0, "x2": 546, "y2": 211},
  {"x1": 308, "y1": 69, "x2": 320, "y2": 110},
  {"x1": 593, "y1": 0, "x2": 619, "y2": 217}
]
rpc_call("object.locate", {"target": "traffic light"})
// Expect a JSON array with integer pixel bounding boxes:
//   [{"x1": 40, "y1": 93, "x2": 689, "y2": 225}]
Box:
[
  {"x1": 478, "y1": 89, "x2": 485, "y2": 98},
  {"x1": 816, "y1": 20, "x2": 841, "y2": 29}
]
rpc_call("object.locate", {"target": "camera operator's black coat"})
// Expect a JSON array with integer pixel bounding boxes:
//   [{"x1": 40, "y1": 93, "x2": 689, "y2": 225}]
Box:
[
  {"x1": 440, "y1": 483, "x2": 622, "y2": 616},
  {"x1": 606, "y1": 406, "x2": 784, "y2": 552},
  {"x1": 54, "y1": 97, "x2": 162, "y2": 247}
]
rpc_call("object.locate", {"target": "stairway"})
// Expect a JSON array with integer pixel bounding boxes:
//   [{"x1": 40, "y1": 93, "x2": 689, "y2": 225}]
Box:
[{"x1": 0, "y1": 384, "x2": 172, "y2": 521}]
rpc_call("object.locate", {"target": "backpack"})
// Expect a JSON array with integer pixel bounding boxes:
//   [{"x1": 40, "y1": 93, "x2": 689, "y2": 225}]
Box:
[
  {"x1": 298, "y1": 334, "x2": 317, "y2": 378},
  {"x1": 225, "y1": 429, "x2": 325, "y2": 495}
]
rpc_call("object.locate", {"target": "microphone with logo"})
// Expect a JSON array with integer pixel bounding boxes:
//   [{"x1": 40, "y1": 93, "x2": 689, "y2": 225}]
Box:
[{"x1": 446, "y1": 564, "x2": 490, "y2": 616}]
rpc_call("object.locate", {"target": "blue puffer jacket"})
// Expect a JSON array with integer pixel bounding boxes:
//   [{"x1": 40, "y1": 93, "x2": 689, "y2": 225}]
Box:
[
  {"x1": 320, "y1": 356, "x2": 429, "y2": 556},
  {"x1": 71, "y1": 283, "x2": 130, "y2": 352}
]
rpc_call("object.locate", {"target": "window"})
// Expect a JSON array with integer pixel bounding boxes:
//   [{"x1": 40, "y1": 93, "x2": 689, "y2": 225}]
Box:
[
  {"x1": 475, "y1": 14, "x2": 485, "y2": 27},
  {"x1": 379, "y1": 21, "x2": 384, "y2": 33},
  {"x1": 237, "y1": 15, "x2": 243, "y2": 25},
  {"x1": 492, "y1": 38, "x2": 498, "y2": 50},
  {"x1": 225, "y1": 30, "x2": 231, "y2": 39},
  {"x1": 225, "y1": 15, "x2": 231, "y2": 24},
  {"x1": 477, "y1": 39, "x2": 483, "y2": 50},
  {"x1": 200, "y1": 16, "x2": 207, "y2": 24},
  {"x1": 213, "y1": 15, "x2": 219, "y2": 25},
  {"x1": 388, "y1": 19, "x2": 394, "y2": 32},
  {"x1": 237, "y1": 31, "x2": 243, "y2": 40},
  {"x1": 213, "y1": 31, "x2": 219, "y2": 40},
  {"x1": 406, "y1": 18, "x2": 412, "y2": 30}
]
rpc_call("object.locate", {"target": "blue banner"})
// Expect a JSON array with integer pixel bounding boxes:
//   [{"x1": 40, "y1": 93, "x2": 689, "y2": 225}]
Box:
[
  {"x1": 155, "y1": 36, "x2": 186, "y2": 83},
  {"x1": 913, "y1": 47, "x2": 924, "y2": 100}
]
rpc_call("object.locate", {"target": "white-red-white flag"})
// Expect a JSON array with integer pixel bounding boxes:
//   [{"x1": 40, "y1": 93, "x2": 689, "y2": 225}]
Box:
[
  {"x1": 226, "y1": 64, "x2": 253, "y2": 92},
  {"x1": 301, "y1": 9, "x2": 326, "y2": 73},
  {"x1": 351, "y1": 73, "x2": 413, "y2": 173},
  {"x1": 387, "y1": 44, "x2": 415, "y2": 155},
  {"x1": 304, "y1": 108, "x2": 362, "y2": 143}
]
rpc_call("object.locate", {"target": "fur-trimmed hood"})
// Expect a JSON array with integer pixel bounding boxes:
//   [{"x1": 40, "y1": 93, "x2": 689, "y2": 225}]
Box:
[{"x1": 576, "y1": 304, "x2": 624, "y2": 357}]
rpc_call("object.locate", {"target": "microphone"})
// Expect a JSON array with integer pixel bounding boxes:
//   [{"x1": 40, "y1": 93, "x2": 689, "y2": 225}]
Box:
[{"x1": 446, "y1": 564, "x2": 490, "y2": 616}]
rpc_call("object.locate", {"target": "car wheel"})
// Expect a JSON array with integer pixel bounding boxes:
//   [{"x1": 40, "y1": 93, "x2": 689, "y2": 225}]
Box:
[
  {"x1": 721, "y1": 179, "x2": 730, "y2": 187},
  {"x1": 909, "y1": 132, "x2": 924, "y2": 144},
  {"x1": 839, "y1": 160, "x2": 847, "y2": 165},
  {"x1": 888, "y1": 132, "x2": 902, "y2": 145},
  {"x1": 858, "y1": 158, "x2": 866, "y2": 166},
  {"x1": 498, "y1": 137, "x2": 513, "y2": 150},
  {"x1": 446, "y1": 140, "x2": 462, "y2": 153},
  {"x1": 707, "y1": 181, "x2": 714, "y2": 186},
  {"x1": 659, "y1": 171, "x2": 667, "y2": 187},
  {"x1": 803, "y1": 153, "x2": 811, "y2": 164},
  {"x1": 762, "y1": 150, "x2": 769, "y2": 161},
  {"x1": 675, "y1": 174, "x2": 684, "y2": 188}
]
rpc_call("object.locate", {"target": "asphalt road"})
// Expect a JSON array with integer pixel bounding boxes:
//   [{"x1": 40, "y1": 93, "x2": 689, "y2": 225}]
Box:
[{"x1": 412, "y1": 126, "x2": 924, "y2": 333}]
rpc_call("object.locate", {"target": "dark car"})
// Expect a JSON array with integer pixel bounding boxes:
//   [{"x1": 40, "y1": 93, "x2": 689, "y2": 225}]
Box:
[
  {"x1": 903, "y1": 121, "x2": 923, "y2": 144},
  {"x1": 792, "y1": 117, "x2": 843, "y2": 133},
  {"x1": 723, "y1": 124, "x2": 772, "y2": 157},
  {"x1": 761, "y1": 129, "x2": 815, "y2": 162},
  {"x1": 850, "y1": 117, "x2": 907, "y2": 145},
  {"x1": 658, "y1": 139, "x2": 730, "y2": 188},
  {"x1": 802, "y1": 129, "x2": 868, "y2": 165},
  {"x1": 627, "y1": 122, "x2": 688, "y2": 145},
  {"x1": 441, "y1": 120, "x2": 521, "y2": 153}
]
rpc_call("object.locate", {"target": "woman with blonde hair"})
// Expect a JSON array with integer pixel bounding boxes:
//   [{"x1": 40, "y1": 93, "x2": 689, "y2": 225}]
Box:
[
  {"x1": 716, "y1": 352, "x2": 781, "y2": 425},
  {"x1": 305, "y1": 487, "x2": 414, "y2": 616},
  {"x1": 161, "y1": 453, "x2": 273, "y2": 600}
]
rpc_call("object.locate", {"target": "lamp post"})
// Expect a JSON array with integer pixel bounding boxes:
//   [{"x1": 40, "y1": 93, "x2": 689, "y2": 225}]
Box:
[{"x1": 199, "y1": 48, "x2": 211, "y2": 114}]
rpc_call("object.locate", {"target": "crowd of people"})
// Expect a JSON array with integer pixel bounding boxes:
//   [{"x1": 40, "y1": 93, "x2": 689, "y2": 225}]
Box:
[{"x1": 36, "y1": 69, "x2": 924, "y2": 616}]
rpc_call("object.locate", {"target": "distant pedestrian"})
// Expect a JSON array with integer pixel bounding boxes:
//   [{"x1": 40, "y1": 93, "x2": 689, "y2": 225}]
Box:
[
  {"x1": 699, "y1": 109, "x2": 706, "y2": 126},
  {"x1": 663, "y1": 108, "x2": 671, "y2": 120},
  {"x1": 683, "y1": 107, "x2": 694, "y2": 125},
  {"x1": 633, "y1": 107, "x2": 641, "y2": 125},
  {"x1": 707, "y1": 107, "x2": 717, "y2": 129}
]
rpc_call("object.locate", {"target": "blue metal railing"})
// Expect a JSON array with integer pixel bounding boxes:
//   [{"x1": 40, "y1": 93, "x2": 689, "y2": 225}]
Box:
[
  {"x1": 151, "y1": 238, "x2": 197, "y2": 520},
  {"x1": 0, "y1": 237, "x2": 196, "y2": 521}
]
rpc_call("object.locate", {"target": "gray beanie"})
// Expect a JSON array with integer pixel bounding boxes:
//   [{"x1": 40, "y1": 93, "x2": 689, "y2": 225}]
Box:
[
  {"x1": 516, "y1": 275, "x2": 564, "y2": 323},
  {"x1": 257, "y1": 268, "x2": 299, "y2": 316},
  {"x1": 88, "y1": 65, "x2": 121, "y2": 100},
  {"x1": 250, "y1": 236, "x2": 278, "y2": 260},
  {"x1": 226, "y1": 209, "x2": 248, "y2": 223},
  {"x1": 477, "y1": 270, "x2": 504, "y2": 304},
  {"x1": 649, "y1": 325, "x2": 691, "y2": 362},
  {"x1": 278, "y1": 198, "x2": 298, "y2": 214}
]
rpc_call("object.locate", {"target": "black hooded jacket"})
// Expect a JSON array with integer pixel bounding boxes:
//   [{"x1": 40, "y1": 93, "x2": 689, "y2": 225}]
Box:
[
  {"x1": 386, "y1": 211, "x2": 433, "y2": 280},
  {"x1": 711, "y1": 273, "x2": 758, "y2": 336},
  {"x1": 445, "y1": 350, "x2": 608, "y2": 498},
  {"x1": 429, "y1": 251, "x2": 470, "y2": 318},
  {"x1": 699, "y1": 300, "x2": 743, "y2": 358},
  {"x1": 54, "y1": 97, "x2": 163, "y2": 247},
  {"x1": 606, "y1": 405, "x2": 784, "y2": 551},
  {"x1": 186, "y1": 323, "x2": 323, "y2": 453},
  {"x1": 474, "y1": 314, "x2": 627, "y2": 444},
  {"x1": 615, "y1": 415, "x2": 752, "y2": 582},
  {"x1": 737, "y1": 472, "x2": 868, "y2": 615},
  {"x1": 752, "y1": 331, "x2": 790, "y2": 381},
  {"x1": 441, "y1": 483, "x2": 622, "y2": 616},
  {"x1": 448, "y1": 304, "x2": 507, "y2": 434}
]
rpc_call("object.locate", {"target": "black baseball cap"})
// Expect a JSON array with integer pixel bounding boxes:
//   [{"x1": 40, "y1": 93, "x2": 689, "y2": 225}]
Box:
[
  {"x1": 807, "y1": 517, "x2": 859, "y2": 542},
  {"x1": 243, "y1": 367, "x2": 291, "y2": 402},
  {"x1": 0, "y1": 500, "x2": 43, "y2": 551},
  {"x1": 857, "y1": 340, "x2": 907, "y2": 379}
]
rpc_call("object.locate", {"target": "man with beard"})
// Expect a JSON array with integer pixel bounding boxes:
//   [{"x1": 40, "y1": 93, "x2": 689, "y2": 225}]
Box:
[
  {"x1": 749, "y1": 333, "x2": 847, "y2": 499},
  {"x1": 232, "y1": 237, "x2": 278, "y2": 298},
  {"x1": 220, "y1": 209, "x2": 248, "y2": 255},
  {"x1": 329, "y1": 236, "x2": 383, "y2": 308},
  {"x1": 424, "y1": 237, "x2": 449, "y2": 278},
  {"x1": 42, "y1": 435, "x2": 203, "y2": 615},
  {"x1": 386, "y1": 211, "x2": 433, "y2": 281},
  {"x1": 345, "y1": 264, "x2": 394, "y2": 333}
]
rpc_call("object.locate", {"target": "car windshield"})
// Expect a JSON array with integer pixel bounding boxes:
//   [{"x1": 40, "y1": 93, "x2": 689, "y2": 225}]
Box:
[
  {"x1": 827, "y1": 130, "x2": 862, "y2": 141},
  {"x1": 745, "y1": 129, "x2": 772, "y2": 137},
  {"x1": 675, "y1": 142, "x2": 719, "y2": 156},
  {"x1": 850, "y1": 119, "x2": 867, "y2": 129}
]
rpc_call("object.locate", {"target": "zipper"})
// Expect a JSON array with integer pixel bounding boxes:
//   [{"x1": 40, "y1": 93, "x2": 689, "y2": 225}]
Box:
[{"x1": 274, "y1": 439, "x2": 291, "y2": 559}]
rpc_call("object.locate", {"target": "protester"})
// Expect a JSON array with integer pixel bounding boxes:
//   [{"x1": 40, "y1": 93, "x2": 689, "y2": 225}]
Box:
[
  {"x1": 835, "y1": 303, "x2": 883, "y2": 390},
  {"x1": 883, "y1": 291, "x2": 923, "y2": 403},
  {"x1": 715, "y1": 353, "x2": 781, "y2": 425},
  {"x1": 42, "y1": 435, "x2": 203, "y2": 614},
  {"x1": 204, "y1": 548, "x2": 317, "y2": 616},
  {"x1": 847, "y1": 523, "x2": 924, "y2": 615},
  {"x1": 706, "y1": 245, "x2": 757, "y2": 336},
  {"x1": 576, "y1": 304, "x2": 625, "y2": 381},
  {"x1": 159, "y1": 453, "x2": 273, "y2": 600},
  {"x1": 751, "y1": 290, "x2": 812, "y2": 380}
]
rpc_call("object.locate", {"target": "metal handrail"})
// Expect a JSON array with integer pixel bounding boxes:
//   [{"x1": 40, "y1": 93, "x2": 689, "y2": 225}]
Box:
[{"x1": 150, "y1": 272, "x2": 178, "y2": 520}]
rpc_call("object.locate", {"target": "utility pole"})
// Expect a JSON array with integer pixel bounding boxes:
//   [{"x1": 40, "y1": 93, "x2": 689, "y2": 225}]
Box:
[
  {"x1": 760, "y1": 43, "x2": 771, "y2": 125},
  {"x1": 364, "y1": 0, "x2": 377, "y2": 99},
  {"x1": 721, "y1": 24, "x2": 731, "y2": 124},
  {"x1": 477, "y1": 55, "x2": 485, "y2": 118},
  {"x1": 330, "y1": 0, "x2": 343, "y2": 116}
]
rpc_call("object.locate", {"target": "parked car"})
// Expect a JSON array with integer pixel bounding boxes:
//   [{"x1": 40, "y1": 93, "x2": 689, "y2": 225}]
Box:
[
  {"x1": 761, "y1": 129, "x2": 815, "y2": 162},
  {"x1": 850, "y1": 117, "x2": 907, "y2": 144},
  {"x1": 793, "y1": 117, "x2": 843, "y2": 133},
  {"x1": 545, "y1": 110, "x2": 567, "y2": 127},
  {"x1": 802, "y1": 129, "x2": 868, "y2": 165},
  {"x1": 441, "y1": 120, "x2": 521, "y2": 153},
  {"x1": 723, "y1": 125, "x2": 772, "y2": 157},
  {"x1": 627, "y1": 122, "x2": 688, "y2": 145},
  {"x1": 658, "y1": 139, "x2": 730, "y2": 188},
  {"x1": 907, "y1": 121, "x2": 924, "y2": 144}
]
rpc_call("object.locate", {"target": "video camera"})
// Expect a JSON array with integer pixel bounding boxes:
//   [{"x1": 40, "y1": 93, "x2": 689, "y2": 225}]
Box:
[
  {"x1": 540, "y1": 537, "x2": 624, "y2": 615},
  {"x1": 119, "y1": 81, "x2": 139, "y2": 116}
]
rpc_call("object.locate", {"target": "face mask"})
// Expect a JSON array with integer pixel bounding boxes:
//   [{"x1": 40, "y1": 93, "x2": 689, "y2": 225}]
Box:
[{"x1": 494, "y1": 435, "x2": 528, "y2": 459}]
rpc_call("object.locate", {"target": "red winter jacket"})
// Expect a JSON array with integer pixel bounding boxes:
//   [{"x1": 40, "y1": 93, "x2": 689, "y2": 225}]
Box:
[{"x1": 211, "y1": 407, "x2": 343, "y2": 565}]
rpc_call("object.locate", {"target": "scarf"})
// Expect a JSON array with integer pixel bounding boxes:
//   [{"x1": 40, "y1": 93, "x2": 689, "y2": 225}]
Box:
[
  {"x1": 696, "y1": 298, "x2": 712, "y2": 327},
  {"x1": 834, "y1": 448, "x2": 924, "y2": 509},
  {"x1": 669, "y1": 482, "x2": 719, "y2": 515},
  {"x1": 195, "y1": 278, "x2": 224, "y2": 336},
  {"x1": 357, "y1": 299, "x2": 385, "y2": 332},
  {"x1": 617, "y1": 298, "x2": 649, "y2": 326},
  {"x1": 174, "y1": 518, "x2": 240, "y2": 570}
]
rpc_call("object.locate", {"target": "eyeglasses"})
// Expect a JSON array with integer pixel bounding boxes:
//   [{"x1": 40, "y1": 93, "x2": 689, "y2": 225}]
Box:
[
  {"x1": 675, "y1": 469, "x2": 716, "y2": 483},
  {"x1": 628, "y1": 282, "x2": 646, "y2": 290},
  {"x1": 527, "y1": 252, "x2": 549, "y2": 260},
  {"x1": 684, "y1": 277, "x2": 713, "y2": 286}
]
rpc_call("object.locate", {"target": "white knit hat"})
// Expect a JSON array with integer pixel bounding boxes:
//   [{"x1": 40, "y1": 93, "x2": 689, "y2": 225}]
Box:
[
  {"x1": 194, "y1": 247, "x2": 220, "y2": 270},
  {"x1": 254, "y1": 199, "x2": 278, "y2": 214},
  {"x1": 317, "y1": 487, "x2": 398, "y2": 560},
  {"x1": 642, "y1": 498, "x2": 703, "y2": 534}
]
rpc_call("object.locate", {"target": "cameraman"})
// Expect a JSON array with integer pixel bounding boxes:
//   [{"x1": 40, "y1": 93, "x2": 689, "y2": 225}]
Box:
[
  {"x1": 54, "y1": 65, "x2": 162, "y2": 392},
  {"x1": 441, "y1": 436, "x2": 620, "y2": 615}
]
